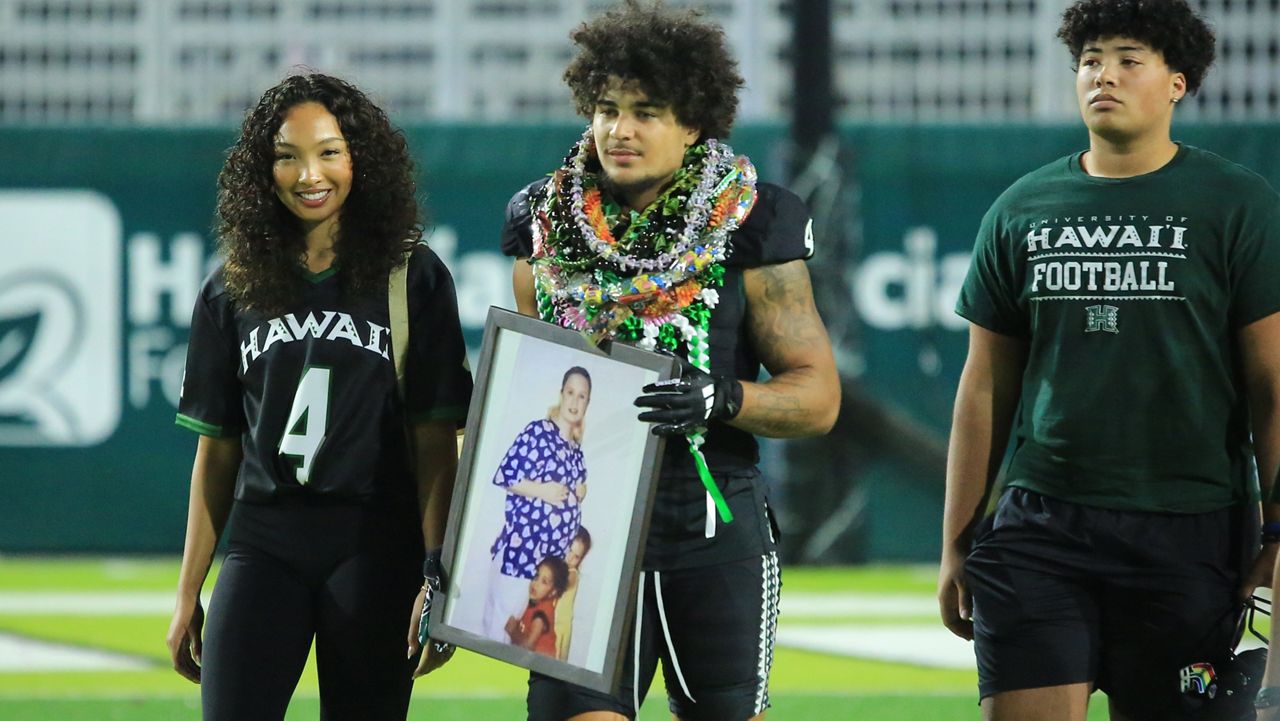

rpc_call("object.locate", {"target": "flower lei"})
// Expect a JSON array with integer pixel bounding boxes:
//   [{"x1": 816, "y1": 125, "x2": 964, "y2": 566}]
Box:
[{"x1": 529, "y1": 126, "x2": 758, "y2": 523}]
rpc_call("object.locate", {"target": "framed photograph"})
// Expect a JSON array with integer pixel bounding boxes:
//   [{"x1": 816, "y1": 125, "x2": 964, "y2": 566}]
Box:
[{"x1": 430, "y1": 306, "x2": 675, "y2": 693}]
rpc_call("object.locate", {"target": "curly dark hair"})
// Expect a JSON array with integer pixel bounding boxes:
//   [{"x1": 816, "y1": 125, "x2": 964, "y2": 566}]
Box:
[
  {"x1": 1057, "y1": 0, "x2": 1215, "y2": 95},
  {"x1": 536, "y1": 555, "x2": 570, "y2": 596},
  {"x1": 563, "y1": 0, "x2": 743, "y2": 139},
  {"x1": 216, "y1": 73, "x2": 421, "y2": 315}
]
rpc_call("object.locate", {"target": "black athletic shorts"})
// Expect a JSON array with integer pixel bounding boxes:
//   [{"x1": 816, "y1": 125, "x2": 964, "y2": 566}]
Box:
[
  {"x1": 527, "y1": 552, "x2": 781, "y2": 721},
  {"x1": 201, "y1": 498, "x2": 423, "y2": 721},
  {"x1": 966, "y1": 487, "x2": 1248, "y2": 720},
  {"x1": 643, "y1": 468, "x2": 781, "y2": 571}
]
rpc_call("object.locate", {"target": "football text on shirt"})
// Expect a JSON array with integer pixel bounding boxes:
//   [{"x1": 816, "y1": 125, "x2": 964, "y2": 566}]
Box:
[
  {"x1": 239, "y1": 311, "x2": 390, "y2": 372},
  {"x1": 1024, "y1": 219, "x2": 1188, "y2": 300}
]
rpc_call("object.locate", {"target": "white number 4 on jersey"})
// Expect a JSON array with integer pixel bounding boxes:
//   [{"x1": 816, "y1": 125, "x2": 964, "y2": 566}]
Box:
[{"x1": 279, "y1": 366, "x2": 331, "y2": 485}]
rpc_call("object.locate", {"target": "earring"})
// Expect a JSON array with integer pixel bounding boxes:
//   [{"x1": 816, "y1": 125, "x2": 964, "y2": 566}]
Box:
[{"x1": 1171, "y1": 97, "x2": 1181, "y2": 104}]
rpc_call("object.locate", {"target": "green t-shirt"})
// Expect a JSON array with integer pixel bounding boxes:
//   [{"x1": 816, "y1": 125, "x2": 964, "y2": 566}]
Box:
[{"x1": 956, "y1": 144, "x2": 1280, "y2": 512}]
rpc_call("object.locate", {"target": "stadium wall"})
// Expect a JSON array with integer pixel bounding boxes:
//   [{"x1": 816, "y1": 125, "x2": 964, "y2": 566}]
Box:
[{"x1": 3, "y1": 123, "x2": 1279, "y2": 558}]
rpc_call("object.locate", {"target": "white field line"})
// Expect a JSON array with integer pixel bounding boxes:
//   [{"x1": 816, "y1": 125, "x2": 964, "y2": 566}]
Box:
[
  {"x1": 0, "y1": 633, "x2": 152, "y2": 671},
  {"x1": 0, "y1": 591, "x2": 931, "y2": 617},
  {"x1": 0, "y1": 689, "x2": 970, "y2": 701},
  {"x1": 777, "y1": 625, "x2": 975, "y2": 669},
  {"x1": 781, "y1": 593, "x2": 937, "y2": 617},
  {"x1": 0, "y1": 592, "x2": 208, "y2": 615},
  {"x1": 0, "y1": 590, "x2": 954, "y2": 674},
  {"x1": 0, "y1": 586, "x2": 1261, "y2": 675}
]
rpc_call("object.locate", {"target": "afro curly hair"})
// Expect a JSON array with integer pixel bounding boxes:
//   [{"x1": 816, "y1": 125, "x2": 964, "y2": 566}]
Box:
[
  {"x1": 1057, "y1": 0, "x2": 1216, "y2": 95},
  {"x1": 536, "y1": 555, "x2": 571, "y2": 597},
  {"x1": 216, "y1": 73, "x2": 421, "y2": 316},
  {"x1": 563, "y1": 0, "x2": 744, "y2": 139}
]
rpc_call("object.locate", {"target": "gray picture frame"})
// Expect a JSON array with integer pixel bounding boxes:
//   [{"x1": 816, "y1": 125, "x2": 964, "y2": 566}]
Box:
[{"x1": 429, "y1": 306, "x2": 674, "y2": 693}]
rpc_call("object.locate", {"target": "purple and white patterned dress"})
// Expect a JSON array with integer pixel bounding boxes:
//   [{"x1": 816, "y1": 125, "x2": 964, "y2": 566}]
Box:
[{"x1": 490, "y1": 419, "x2": 587, "y2": 579}]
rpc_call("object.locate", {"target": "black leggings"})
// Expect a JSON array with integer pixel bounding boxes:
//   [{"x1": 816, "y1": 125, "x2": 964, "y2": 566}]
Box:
[{"x1": 201, "y1": 499, "x2": 423, "y2": 721}]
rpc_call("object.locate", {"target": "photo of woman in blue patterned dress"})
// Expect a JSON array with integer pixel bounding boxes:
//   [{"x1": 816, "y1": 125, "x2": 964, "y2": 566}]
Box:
[{"x1": 482, "y1": 366, "x2": 591, "y2": 642}]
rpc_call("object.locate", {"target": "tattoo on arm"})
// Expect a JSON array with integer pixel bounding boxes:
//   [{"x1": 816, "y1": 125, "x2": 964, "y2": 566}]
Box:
[{"x1": 740, "y1": 260, "x2": 838, "y2": 437}]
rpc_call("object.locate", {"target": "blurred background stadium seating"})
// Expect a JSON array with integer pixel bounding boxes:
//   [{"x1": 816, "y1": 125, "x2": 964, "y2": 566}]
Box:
[{"x1": 2, "y1": 0, "x2": 1276, "y2": 124}]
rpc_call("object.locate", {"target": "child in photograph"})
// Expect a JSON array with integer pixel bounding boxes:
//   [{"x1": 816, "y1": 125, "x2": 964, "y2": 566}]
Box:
[
  {"x1": 506, "y1": 556, "x2": 570, "y2": 657},
  {"x1": 555, "y1": 526, "x2": 592, "y2": 661}
]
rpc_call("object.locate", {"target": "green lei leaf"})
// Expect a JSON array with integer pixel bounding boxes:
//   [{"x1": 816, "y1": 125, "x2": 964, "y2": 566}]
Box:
[
  {"x1": 617, "y1": 315, "x2": 643, "y2": 340},
  {"x1": 685, "y1": 300, "x2": 711, "y2": 328},
  {"x1": 662, "y1": 194, "x2": 683, "y2": 216},
  {"x1": 602, "y1": 195, "x2": 622, "y2": 218},
  {"x1": 620, "y1": 211, "x2": 650, "y2": 250},
  {"x1": 706, "y1": 263, "x2": 726, "y2": 286},
  {"x1": 657, "y1": 324, "x2": 680, "y2": 350},
  {"x1": 599, "y1": 156, "x2": 708, "y2": 256}
]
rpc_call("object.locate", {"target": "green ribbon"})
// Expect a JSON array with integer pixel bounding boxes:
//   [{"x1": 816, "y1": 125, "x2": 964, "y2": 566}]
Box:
[
  {"x1": 684, "y1": 301, "x2": 710, "y2": 328},
  {"x1": 656, "y1": 324, "x2": 679, "y2": 350},
  {"x1": 706, "y1": 264, "x2": 725, "y2": 286},
  {"x1": 690, "y1": 439, "x2": 733, "y2": 523},
  {"x1": 617, "y1": 315, "x2": 643, "y2": 340}
]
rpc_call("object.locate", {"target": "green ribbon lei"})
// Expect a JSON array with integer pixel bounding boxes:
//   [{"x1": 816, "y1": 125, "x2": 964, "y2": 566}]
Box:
[{"x1": 692, "y1": 437, "x2": 734, "y2": 523}]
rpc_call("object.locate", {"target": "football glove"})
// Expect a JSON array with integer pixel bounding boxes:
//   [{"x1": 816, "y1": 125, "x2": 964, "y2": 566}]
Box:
[{"x1": 634, "y1": 360, "x2": 743, "y2": 436}]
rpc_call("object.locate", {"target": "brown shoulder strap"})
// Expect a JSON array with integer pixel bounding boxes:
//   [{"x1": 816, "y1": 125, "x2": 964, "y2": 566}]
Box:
[{"x1": 388, "y1": 250, "x2": 412, "y2": 402}]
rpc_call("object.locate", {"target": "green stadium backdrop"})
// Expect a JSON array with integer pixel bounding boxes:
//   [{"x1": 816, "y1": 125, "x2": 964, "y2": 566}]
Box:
[{"x1": 3, "y1": 123, "x2": 1278, "y2": 558}]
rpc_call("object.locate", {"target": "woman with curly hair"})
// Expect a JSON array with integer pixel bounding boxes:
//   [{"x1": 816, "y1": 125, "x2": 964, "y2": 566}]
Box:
[
  {"x1": 165, "y1": 73, "x2": 472, "y2": 720},
  {"x1": 940, "y1": 1, "x2": 1280, "y2": 720}
]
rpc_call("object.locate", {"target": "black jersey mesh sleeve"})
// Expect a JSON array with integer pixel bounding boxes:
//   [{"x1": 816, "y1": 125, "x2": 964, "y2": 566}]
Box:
[
  {"x1": 176, "y1": 269, "x2": 246, "y2": 438},
  {"x1": 500, "y1": 178, "x2": 549, "y2": 259},
  {"x1": 725, "y1": 183, "x2": 814, "y2": 268}
]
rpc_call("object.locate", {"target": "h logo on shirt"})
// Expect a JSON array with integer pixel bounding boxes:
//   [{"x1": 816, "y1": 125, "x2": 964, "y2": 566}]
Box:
[{"x1": 1085, "y1": 305, "x2": 1119, "y2": 334}]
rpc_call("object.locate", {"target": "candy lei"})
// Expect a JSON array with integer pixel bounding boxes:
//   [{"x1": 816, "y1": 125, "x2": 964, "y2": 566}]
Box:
[
  {"x1": 531, "y1": 127, "x2": 756, "y2": 347},
  {"x1": 564, "y1": 128, "x2": 752, "y2": 273},
  {"x1": 530, "y1": 127, "x2": 758, "y2": 523}
]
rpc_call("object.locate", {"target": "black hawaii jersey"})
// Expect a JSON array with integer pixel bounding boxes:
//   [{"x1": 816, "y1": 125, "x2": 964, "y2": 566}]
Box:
[
  {"x1": 177, "y1": 245, "x2": 473, "y2": 504},
  {"x1": 502, "y1": 179, "x2": 813, "y2": 568}
]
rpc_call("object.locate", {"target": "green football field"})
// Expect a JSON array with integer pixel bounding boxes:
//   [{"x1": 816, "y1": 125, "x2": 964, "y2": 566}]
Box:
[{"x1": 0, "y1": 559, "x2": 1123, "y2": 720}]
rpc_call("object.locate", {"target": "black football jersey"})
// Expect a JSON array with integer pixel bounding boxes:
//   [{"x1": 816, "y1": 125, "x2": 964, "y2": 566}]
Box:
[
  {"x1": 501, "y1": 180, "x2": 814, "y2": 477},
  {"x1": 176, "y1": 245, "x2": 473, "y2": 503},
  {"x1": 502, "y1": 179, "x2": 814, "y2": 569}
]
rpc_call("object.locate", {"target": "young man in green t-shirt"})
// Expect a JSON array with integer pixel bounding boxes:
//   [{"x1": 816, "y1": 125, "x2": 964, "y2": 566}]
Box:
[{"x1": 938, "y1": 0, "x2": 1280, "y2": 719}]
